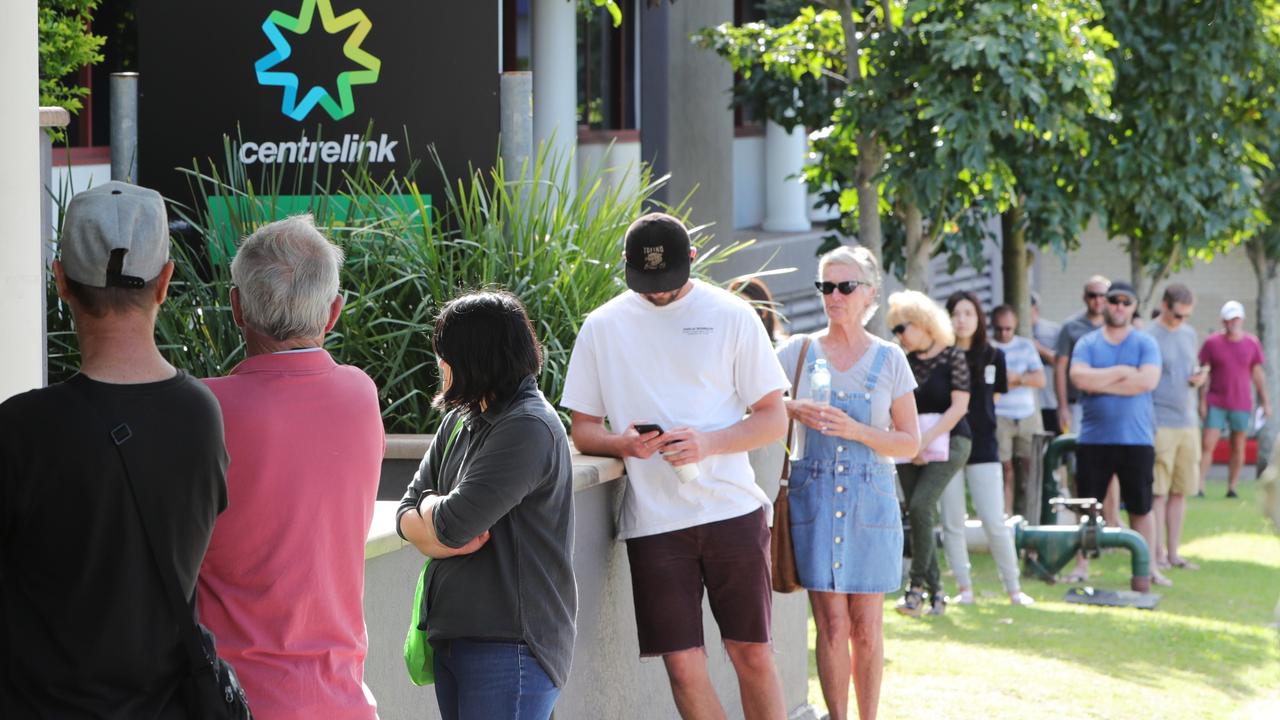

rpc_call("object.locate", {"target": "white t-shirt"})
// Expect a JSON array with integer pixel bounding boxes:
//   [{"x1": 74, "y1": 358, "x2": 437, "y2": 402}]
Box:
[
  {"x1": 991, "y1": 335, "x2": 1043, "y2": 420},
  {"x1": 561, "y1": 280, "x2": 791, "y2": 539}
]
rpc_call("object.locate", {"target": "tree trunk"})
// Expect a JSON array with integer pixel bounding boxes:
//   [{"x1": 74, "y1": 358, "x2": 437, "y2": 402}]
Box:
[
  {"x1": 1247, "y1": 238, "x2": 1280, "y2": 475},
  {"x1": 1002, "y1": 205, "x2": 1031, "y2": 336},
  {"x1": 1128, "y1": 241, "x2": 1147, "y2": 311},
  {"x1": 856, "y1": 135, "x2": 887, "y2": 335},
  {"x1": 842, "y1": 2, "x2": 888, "y2": 336},
  {"x1": 903, "y1": 203, "x2": 929, "y2": 292}
]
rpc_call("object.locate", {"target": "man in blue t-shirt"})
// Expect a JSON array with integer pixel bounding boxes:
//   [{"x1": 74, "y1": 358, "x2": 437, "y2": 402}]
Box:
[{"x1": 1070, "y1": 280, "x2": 1171, "y2": 588}]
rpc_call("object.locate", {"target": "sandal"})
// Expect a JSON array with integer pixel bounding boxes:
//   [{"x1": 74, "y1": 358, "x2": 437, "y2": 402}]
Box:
[{"x1": 1169, "y1": 558, "x2": 1200, "y2": 570}]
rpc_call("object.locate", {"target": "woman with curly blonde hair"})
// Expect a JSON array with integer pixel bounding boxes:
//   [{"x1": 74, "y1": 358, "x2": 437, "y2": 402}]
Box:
[{"x1": 887, "y1": 290, "x2": 972, "y2": 617}]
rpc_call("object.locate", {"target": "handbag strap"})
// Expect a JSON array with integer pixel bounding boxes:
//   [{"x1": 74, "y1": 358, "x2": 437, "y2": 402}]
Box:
[
  {"x1": 782, "y1": 335, "x2": 812, "y2": 484},
  {"x1": 433, "y1": 415, "x2": 466, "y2": 492},
  {"x1": 65, "y1": 379, "x2": 213, "y2": 675}
]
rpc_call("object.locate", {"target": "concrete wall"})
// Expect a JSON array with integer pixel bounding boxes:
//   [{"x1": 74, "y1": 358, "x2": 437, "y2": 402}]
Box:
[
  {"x1": 640, "y1": 0, "x2": 736, "y2": 246},
  {"x1": 1033, "y1": 220, "x2": 1259, "y2": 337},
  {"x1": 0, "y1": 2, "x2": 43, "y2": 403},
  {"x1": 364, "y1": 445, "x2": 816, "y2": 720},
  {"x1": 577, "y1": 138, "x2": 643, "y2": 215}
]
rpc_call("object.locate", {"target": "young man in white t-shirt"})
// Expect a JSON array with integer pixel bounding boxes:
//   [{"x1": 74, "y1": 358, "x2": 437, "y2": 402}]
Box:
[{"x1": 562, "y1": 213, "x2": 791, "y2": 720}]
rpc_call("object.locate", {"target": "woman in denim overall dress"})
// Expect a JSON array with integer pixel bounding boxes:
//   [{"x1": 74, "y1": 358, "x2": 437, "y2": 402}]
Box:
[{"x1": 778, "y1": 247, "x2": 921, "y2": 720}]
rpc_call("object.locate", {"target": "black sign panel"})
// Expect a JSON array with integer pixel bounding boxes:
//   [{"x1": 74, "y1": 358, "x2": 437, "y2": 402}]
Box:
[{"x1": 138, "y1": 0, "x2": 498, "y2": 205}]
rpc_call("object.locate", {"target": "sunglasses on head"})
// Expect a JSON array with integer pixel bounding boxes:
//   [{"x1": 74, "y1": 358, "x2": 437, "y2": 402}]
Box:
[
  {"x1": 816, "y1": 280, "x2": 867, "y2": 295},
  {"x1": 891, "y1": 322, "x2": 911, "y2": 336},
  {"x1": 1086, "y1": 291, "x2": 1107, "y2": 300},
  {"x1": 1106, "y1": 295, "x2": 1134, "y2": 307}
]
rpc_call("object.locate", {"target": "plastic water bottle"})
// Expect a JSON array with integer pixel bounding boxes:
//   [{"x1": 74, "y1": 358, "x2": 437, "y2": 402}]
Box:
[
  {"x1": 793, "y1": 359, "x2": 832, "y2": 461},
  {"x1": 811, "y1": 359, "x2": 832, "y2": 406}
]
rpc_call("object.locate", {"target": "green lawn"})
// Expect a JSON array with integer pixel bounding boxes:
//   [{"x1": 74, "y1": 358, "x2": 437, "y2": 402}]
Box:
[{"x1": 807, "y1": 475, "x2": 1280, "y2": 719}]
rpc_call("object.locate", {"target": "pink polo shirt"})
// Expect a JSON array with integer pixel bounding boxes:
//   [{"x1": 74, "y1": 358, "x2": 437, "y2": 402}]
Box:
[{"x1": 198, "y1": 350, "x2": 384, "y2": 720}]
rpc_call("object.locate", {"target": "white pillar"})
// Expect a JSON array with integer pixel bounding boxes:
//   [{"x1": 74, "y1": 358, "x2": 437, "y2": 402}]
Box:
[
  {"x1": 1, "y1": 2, "x2": 43, "y2": 401},
  {"x1": 532, "y1": 0, "x2": 577, "y2": 185},
  {"x1": 762, "y1": 120, "x2": 811, "y2": 233}
]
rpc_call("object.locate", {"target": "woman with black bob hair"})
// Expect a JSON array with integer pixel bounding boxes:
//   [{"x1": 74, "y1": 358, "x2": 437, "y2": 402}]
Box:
[{"x1": 397, "y1": 290, "x2": 577, "y2": 720}]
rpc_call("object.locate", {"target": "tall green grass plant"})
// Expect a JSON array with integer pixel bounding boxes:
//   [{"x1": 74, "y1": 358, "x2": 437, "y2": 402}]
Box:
[{"x1": 48, "y1": 140, "x2": 757, "y2": 433}]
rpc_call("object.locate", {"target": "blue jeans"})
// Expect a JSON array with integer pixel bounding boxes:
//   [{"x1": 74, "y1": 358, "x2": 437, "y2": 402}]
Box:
[{"x1": 432, "y1": 639, "x2": 560, "y2": 720}]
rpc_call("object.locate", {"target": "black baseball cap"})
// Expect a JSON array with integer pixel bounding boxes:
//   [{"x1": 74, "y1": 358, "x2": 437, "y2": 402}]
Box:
[
  {"x1": 623, "y1": 213, "x2": 691, "y2": 294},
  {"x1": 1106, "y1": 281, "x2": 1138, "y2": 301}
]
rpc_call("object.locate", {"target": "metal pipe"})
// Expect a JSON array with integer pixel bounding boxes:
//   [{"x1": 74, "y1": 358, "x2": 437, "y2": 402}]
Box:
[
  {"x1": 1040, "y1": 434, "x2": 1077, "y2": 523},
  {"x1": 110, "y1": 73, "x2": 139, "y2": 182},
  {"x1": 500, "y1": 72, "x2": 533, "y2": 181},
  {"x1": 1016, "y1": 521, "x2": 1152, "y2": 592},
  {"x1": 1097, "y1": 526, "x2": 1152, "y2": 592}
]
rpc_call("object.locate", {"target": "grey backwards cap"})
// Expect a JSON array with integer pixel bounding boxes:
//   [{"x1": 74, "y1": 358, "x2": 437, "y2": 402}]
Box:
[{"x1": 61, "y1": 181, "x2": 169, "y2": 288}]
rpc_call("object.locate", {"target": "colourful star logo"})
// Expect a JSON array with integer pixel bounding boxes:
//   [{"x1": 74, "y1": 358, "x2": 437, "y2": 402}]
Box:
[{"x1": 254, "y1": 0, "x2": 381, "y2": 122}]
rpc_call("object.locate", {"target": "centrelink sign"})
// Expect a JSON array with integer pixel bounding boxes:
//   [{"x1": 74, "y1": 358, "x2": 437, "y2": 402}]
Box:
[{"x1": 138, "y1": 0, "x2": 498, "y2": 204}]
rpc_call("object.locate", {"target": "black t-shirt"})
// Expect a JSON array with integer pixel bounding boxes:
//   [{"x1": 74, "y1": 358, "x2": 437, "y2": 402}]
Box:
[
  {"x1": 909, "y1": 346, "x2": 973, "y2": 439},
  {"x1": 962, "y1": 344, "x2": 1009, "y2": 464},
  {"x1": 0, "y1": 372, "x2": 227, "y2": 719}
]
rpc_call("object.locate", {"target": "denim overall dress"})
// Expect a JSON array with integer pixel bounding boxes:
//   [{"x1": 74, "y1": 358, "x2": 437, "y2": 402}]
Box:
[{"x1": 788, "y1": 343, "x2": 904, "y2": 593}]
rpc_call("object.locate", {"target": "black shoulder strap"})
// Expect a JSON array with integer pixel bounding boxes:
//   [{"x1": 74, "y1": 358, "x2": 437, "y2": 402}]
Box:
[{"x1": 65, "y1": 380, "x2": 212, "y2": 674}]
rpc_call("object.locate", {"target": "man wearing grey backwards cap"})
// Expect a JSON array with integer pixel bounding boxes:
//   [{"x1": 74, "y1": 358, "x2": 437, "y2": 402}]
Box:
[
  {"x1": 562, "y1": 213, "x2": 791, "y2": 719},
  {"x1": 0, "y1": 182, "x2": 228, "y2": 718}
]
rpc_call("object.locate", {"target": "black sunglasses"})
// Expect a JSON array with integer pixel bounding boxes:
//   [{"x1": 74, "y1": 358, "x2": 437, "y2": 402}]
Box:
[
  {"x1": 994, "y1": 325, "x2": 1016, "y2": 333},
  {"x1": 891, "y1": 322, "x2": 911, "y2": 336},
  {"x1": 816, "y1": 280, "x2": 868, "y2": 295},
  {"x1": 1086, "y1": 291, "x2": 1107, "y2": 300},
  {"x1": 1169, "y1": 310, "x2": 1187, "y2": 320},
  {"x1": 1107, "y1": 295, "x2": 1134, "y2": 307}
]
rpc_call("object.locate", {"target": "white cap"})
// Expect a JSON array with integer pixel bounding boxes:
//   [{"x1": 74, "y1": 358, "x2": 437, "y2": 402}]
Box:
[{"x1": 1221, "y1": 300, "x2": 1245, "y2": 321}]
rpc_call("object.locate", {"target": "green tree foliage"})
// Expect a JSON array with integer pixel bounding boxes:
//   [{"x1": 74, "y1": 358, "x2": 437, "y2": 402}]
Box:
[
  {"x1": 1240, "y1": 1, "x2": 1280, "y2": 470},
  {"x1": 38, "y1": 0, "x2": 105, "y2": 114},
  {"x1": 697, "y1": 1, "x2": 1113, "y2": 296},
  {"x1": 1090, "y1": 0, "x2": 1265, "y2": 303}
]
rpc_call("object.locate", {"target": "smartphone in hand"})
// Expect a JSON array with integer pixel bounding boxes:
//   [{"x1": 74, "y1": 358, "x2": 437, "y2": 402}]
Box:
[{"x1": 634, "y1": 423, "x2": 664, "y2": 436}]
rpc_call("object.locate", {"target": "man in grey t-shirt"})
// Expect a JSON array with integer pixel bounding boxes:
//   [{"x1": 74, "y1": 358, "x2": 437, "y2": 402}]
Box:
[{"x1": 1145, "y1": 284, "x2": 1207, "y2": 571}]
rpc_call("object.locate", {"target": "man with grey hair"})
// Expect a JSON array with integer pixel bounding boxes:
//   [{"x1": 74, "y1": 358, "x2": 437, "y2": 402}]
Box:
[
  {"x1": 1, "y1": 182, "x2": 228, "y2": 717},
  {"x1": 197, "y1": 215, "x2": 384, "y2": 719}
]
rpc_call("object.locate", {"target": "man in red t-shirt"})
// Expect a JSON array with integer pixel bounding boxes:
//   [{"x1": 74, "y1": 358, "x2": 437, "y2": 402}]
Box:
[{"x1": 1198, "y1": 301, "x2": 1271, "y2": 498}]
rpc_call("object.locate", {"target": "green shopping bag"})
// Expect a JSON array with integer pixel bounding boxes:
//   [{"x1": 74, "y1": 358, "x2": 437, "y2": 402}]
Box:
[{"x1": 403, "y1": 417, "x2": 465, "y2": 686}]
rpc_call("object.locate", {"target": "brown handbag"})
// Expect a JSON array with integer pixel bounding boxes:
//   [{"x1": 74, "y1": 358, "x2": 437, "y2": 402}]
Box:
[{"x1": 771, "y1": 335, "x2": 811, "y2": 594}]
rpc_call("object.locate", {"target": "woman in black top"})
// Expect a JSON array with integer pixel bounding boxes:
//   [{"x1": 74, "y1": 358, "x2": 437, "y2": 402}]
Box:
[
  {"x1": 887, "y1": 290, "x2": 972, "y2": 617},
  {"x1": 939, "y1": 291, "x2": 1034, "y2": 607},
  {"x1": 398, "y1": 291, "x2": 576, "y2": 720}
]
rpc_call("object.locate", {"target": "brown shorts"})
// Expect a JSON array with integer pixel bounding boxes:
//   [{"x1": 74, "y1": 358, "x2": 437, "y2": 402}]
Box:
[{"x1": 624, "y1": 508, "x2": 772, "y2": 656}]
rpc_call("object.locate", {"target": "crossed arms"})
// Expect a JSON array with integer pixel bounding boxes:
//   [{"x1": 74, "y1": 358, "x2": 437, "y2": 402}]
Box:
[{"x1": 1069, "y1": 361, "x2": 1160, "y2": 396}]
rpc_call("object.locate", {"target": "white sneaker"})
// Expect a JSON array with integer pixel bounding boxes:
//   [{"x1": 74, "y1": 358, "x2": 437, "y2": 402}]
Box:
[
  {"x1": 953, "y1": 588, "x2": 975, "y2": 605},
  {"x1": 1010, "y1": 591, "x2": 1035, "y2": 606}
]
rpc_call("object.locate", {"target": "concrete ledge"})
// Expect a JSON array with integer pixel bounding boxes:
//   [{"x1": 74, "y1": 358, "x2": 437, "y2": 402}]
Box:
[
  {"x1": 367, "y1": 435, "x2": 626, "y2": 560},
  {"x1": 363, "y1": 436, "x2": 815, "y2": 719}
]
